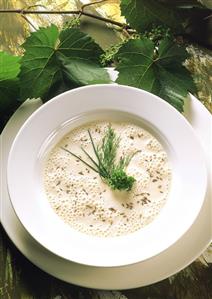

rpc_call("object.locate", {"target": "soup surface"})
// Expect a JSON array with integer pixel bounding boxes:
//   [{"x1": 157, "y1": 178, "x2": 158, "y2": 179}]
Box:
[{"x1": 44, "y1": 121, "x2": 171, "y2": 237}]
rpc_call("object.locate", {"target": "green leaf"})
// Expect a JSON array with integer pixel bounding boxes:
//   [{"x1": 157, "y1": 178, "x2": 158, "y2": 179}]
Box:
[
  {"x1": 58, "y1": 29, "x2": 103, "y2": 62},
  {"x1": 19, "y1": 25, "x2": 111, "y2": 102},
  {"x1": 0, "y1": 51, "x2": 20, "y2": 81},
  {"x1": 19, "y1": 25, "x2": 59, "y2": 101},
  {"x1": 59, "y1": 55, "x2": 111, "y2": 85},
  {"x1": 115, "y1": 38, "x2": 196, "y2": 112},
  {"x1": 121, "y1": 0, "x2": 183, "y2": 32},
  {"x1": 0, "y1": 51, "x2": 20, "y2": 115}
]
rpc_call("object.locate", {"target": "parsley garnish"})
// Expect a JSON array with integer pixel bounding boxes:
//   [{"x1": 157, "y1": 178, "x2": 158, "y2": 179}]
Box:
[{"x1": 62, "y1": 126, "x2": 139, "y2": 191}]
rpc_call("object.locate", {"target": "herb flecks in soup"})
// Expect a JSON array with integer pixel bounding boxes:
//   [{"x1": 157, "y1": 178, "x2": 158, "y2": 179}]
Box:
[{"x1": 44, "y1": 122, "x2": 171, "y2": 237}]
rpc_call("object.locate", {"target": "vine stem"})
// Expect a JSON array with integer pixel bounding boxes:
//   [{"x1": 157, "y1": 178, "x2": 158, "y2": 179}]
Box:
[{"x1": 0, "y1": 8, "x2": 130, "y2": 30}]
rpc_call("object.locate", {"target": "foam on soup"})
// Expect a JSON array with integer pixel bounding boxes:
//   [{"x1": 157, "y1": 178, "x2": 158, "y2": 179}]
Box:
[{"x1": 43, "y1": 121, "x2": 172, "y2": 237}]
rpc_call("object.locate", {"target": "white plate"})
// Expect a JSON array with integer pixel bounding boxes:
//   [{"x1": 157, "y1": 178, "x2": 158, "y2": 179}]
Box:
[
  {"x1": 0, "y1": 75, "x2": 211, "y2": 289},
  {"x1": 7, "y1": 84, "x2": 208, "y2": 267}
]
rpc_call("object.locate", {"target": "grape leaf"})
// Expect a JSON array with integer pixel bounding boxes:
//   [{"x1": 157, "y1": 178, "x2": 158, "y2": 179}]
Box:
[
  {"x1": 115, "y1": 38, "x2": 196, "y2": 112},
  {"x1": 0, "y1": 51, "x2": 20, "y2": 115},
  {"x1": 19, "y1": 25, "x2": 111, "y2": 102},
  {"x1": 121, "y1": 0, "x2": 183, "y2": 32},
  {"x1": 59, "y1": 55, "x2": 111, "y2": 85}
]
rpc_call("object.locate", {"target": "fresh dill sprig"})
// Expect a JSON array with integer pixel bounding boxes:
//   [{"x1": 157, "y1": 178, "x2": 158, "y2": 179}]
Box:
[{"x1": 61, "y1": 126, "x2": 139, "y2": 191}]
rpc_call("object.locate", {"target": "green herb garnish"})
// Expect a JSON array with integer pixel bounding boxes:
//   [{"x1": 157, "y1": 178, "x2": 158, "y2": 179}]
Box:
[{"x1": 61, "y1": 126, "x2": 139, "y2": 191}]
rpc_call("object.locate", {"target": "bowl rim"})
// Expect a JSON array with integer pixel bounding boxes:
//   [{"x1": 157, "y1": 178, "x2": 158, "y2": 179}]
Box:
[{"x1": 7, "y1": 84, "x2": 208, "y2": 267}]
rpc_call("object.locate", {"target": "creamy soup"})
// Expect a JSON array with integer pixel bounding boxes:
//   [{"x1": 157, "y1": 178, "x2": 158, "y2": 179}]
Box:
[{"x1": 44, "y1": 121, "x2": 171, "y2": 237}]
